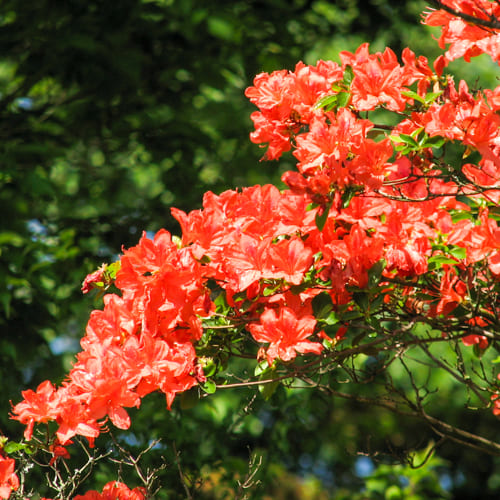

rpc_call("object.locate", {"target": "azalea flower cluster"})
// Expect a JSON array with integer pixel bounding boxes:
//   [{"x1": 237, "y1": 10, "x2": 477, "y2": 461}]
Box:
[
  {"x1": 424, "y1": 0, "x2": 500, "y2": 64},
  {"x1": 3, "y1": 1, "x2": 500, "y2": 497},
  {"x1": 11, "y1": 230, "x2": 211, "y2": 449},
  {"x1": 246, "y1": 41, "x2": 500, "y2": 201}
]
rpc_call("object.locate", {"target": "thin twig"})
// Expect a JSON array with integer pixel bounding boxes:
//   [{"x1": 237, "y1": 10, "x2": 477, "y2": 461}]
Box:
[
  {"x1": 428, "y1": 0, "x2": 500, "y2": 31},
  {"x1": 172, "y1": 442, "x2": 194, "y2": 500}
]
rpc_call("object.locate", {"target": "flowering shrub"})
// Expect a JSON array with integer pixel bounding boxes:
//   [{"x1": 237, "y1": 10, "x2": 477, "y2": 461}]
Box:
[{"x1": 3, "y1": 0, "x2": 500, "y2": 497}]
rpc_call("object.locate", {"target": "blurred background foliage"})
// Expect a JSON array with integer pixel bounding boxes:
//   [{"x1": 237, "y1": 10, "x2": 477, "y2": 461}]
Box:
[{"x1": 1, "y1": 0, "x2": 499, "y2": 498}]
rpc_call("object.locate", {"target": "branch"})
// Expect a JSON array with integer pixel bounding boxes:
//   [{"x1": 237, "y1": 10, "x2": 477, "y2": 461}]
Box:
[
  {"x1": 235, "y1": 451, "x2": 262, "y2": 500},
  {"x1": 415, "y1": 335, "x2": 490, "y2": 406},
  {"x1": 319, "y1": 385, "x2": 500, "y2": 456},
  {"x1": 109, "y1": 436, "x2": 166, "y2": 498},
  {"x1": 428, "y1": 0, "x2": 500, "y2": 31},
  {"x1": 172, "y1": 442, "x2": 194, "y2": 500}
]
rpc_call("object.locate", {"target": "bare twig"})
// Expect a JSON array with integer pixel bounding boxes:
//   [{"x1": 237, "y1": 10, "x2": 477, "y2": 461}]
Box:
[
  {"x1": 319, "y1": 385, "x2": 500, "y2": 456},
  {"x1": 235, "y1": 451, "x2": 262, "y2": 500},
  {"x1": 172, "y1": 441, "x2": 194, "y2": 500}
]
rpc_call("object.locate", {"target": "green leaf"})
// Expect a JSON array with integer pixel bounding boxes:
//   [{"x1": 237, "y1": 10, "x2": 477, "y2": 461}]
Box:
[
  {"x1": 323, "y1": 311, "x2": 339, "y2": 326},
  {"x1": 201, "y1": 379, "x2": 217, "y2": 394},
  {"x1": 389, "y1": 134, "x2": 404, "y2": 143},
  {"x1": 456, "y1": 194, "x2": 477, "y2": 208},
  {"x1": 0, "y1": 293, "x2": 11, "y2": 319},
  {"x1": 385, "y1": 485, "x2": 403, "y2": 500},
  {"x1": 428, "y1": 254, "x2": 460, "y2": 270},
  {"x1": 314, "y1": 94, "x2": 338, "y2": 111},
  {"x1": 201, "y1": 357, "x2": 217, "y2": 377},
  {"x1": 254, "y1": 360, "x2": 270, "y2": 377},
  {"x1": 341, "y1": 186, "x2": 362, "y2": 209},
  {"x1": 368, "y1": 259, "x2": 386, "y2": 287},
  {"x1": 341, "y1": 310, "x2": 364, "y2": 321},
  {"x1": 0, "y1": 232, "x2": 24, "y2": 247},
  {"x1": 390, "y1": 138, "x2": 414, "y2": 154},
  {"x1": 424, "y1": 90, "x2": 443, "y2": 104},
  {"x1": 423, "y1": 135, "x2": 446, "y2": 148},
  {"x1": 352, "y1": 291, "x2": 369, "y2": 311},
  {"x1": 3, "y1": 441, "x2": 31, "y2": 454},
  {"x1": 448, "y1": 246, "x2": 467, "y2": 260},
  {"x1": 207, "y1": 17, "x2": 237, "y2": 42},
  {"x1": 343, "y1": 65, "x2": 354, "y2": 85},
  {"x1": 401, "y1": 89, "x2": 425, "y2": 103},
  {"x1": 450, "y1": 210, "x2": 474, "y2": 223},
  {"x1": 336, "y1": 91, "x2": 351, "y2": 108},
  {"x1": 315, "y1": 202, "x2": 332, "y2": 231},
  {"x1": 312, "y1": 292, "x2": 333, "y2": 319},
  {"x1": 410, "y1": 127, "x2": 424, "y2": 138},
  {"x1": 172, "y1": 234, "x2": 183, "y2": 248},
  {"x1": 259, "y1": 378, "x2": 279, "y2": 400},
  {"x1": 106, "y1": 261, "x2": 121, "y2": 280},
  {"x1": 390, "y1": 130, "x2": 425, "y2": 152},
  {"x1": 473, "y1": 343, "x2": 483, "y2": 358},
  {"x1": 263, "y1": 282, "x2": 282, "y2": 296},
  {"x1": 398, "y1": 133, "x2": 419, "y2": 147}
]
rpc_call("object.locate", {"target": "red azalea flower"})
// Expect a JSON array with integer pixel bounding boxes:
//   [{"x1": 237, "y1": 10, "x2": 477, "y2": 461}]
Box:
[
  {"x1": 0, "y1": 454, "x2": 19, "y2": 499},
  {"x1": 248, "y1": 307, "x2": 322, "y2": 364},
  {"x1": 73, "y1": 481, "x2": 146, "y2": 500},
  {"x1": 11, "y1": 380, "x2": 60, "y2": 441}
]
